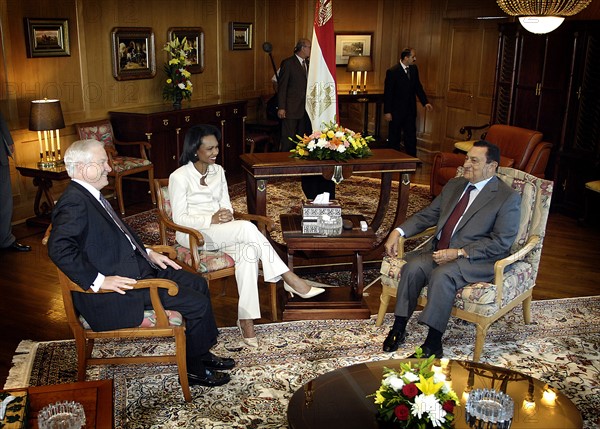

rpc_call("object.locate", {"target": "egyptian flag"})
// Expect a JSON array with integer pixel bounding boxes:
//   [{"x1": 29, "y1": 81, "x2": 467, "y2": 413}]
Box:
[{"x1": 306, "y1": 0, "x2": 338, "y2": 132}]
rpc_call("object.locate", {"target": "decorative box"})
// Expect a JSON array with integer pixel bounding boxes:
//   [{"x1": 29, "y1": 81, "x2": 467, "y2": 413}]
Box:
[
  {"x1": 302, "y1": 200, "x2": 341, "y2": 221},
  {"x1": 301, "y1": 219, "x2": 320, "y2": 234}
]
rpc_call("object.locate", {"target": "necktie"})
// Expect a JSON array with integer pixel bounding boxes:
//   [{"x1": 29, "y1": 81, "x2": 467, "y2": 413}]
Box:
[
  {"x1": 437, "y1": 185, "x2": 476, "y2": 250},
  {"x1": 99, "y1": 195, "x2": 157, "y2": 269},
  {"x1": 406, "y1": 67, "x2": 411, "y2": 80},
  {"x1": 303, "y1": 59, "x2": 308, "y2": 76}
]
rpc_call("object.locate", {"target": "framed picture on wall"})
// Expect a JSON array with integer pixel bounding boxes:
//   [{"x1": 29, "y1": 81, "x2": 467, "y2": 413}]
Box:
[
  {"x1": 335, "y1": 33, "x2": 373, "y2": 66},
  {"x1": 24, "y1": 18, "x2": 70, "y2": 58},
  {"x1": 167, "y1": 27, "x2": 205, "y2": 73},
  {"x1": 229, "y1": 22, "x2": 253, "y2": 50},
  {"x1": 111, "y1": 27, "x2": 156, "y2": 81}
]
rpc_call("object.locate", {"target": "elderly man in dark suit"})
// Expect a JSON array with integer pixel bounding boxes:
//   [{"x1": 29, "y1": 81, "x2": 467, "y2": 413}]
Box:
[
  {"x1": 383, "y1": 47, "x2": 433, "y2": 157},
  {"x1": 382, "y1": 140, "x2": 521, "y2": 358},
  {"x1": 48, "y1": 139, "x2": 234, "y2": 387},
  {"x1": 0, "y1": 111, "x2": 31, "y2": 252}
]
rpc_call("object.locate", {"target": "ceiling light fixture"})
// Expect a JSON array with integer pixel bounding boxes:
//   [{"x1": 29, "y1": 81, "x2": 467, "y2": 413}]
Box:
[{"x1": 496, "y1": 0, "x2": 593, "y2": 34}]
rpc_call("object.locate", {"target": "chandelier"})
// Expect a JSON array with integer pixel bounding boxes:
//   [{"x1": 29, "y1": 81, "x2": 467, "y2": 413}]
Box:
[{"x1": 496, "y1": 0, "x2": 593, "y2": 34}]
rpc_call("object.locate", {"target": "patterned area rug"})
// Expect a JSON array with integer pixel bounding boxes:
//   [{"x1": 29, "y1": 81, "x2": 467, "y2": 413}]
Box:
[{"x1": 5, "y1": 297, "x2": 600, "y2": 428}]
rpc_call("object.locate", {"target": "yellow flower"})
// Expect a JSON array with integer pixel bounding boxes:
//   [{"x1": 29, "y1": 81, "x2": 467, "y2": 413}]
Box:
[
  {"x1": 415, "y1": 374, "x2": 445, "y2": 396},
  {"x1": 298, "y1": 148, "x2": 307, "y2": 157},
  {"x1": 374, "y1": 389, "x2": 386, "y2": 404},
  {"x1": 166, "y1": 78, "x2": 172, "y2": 84},
  {"x1": 326, "y1": 130, "x2": 335, "y2": 138}
]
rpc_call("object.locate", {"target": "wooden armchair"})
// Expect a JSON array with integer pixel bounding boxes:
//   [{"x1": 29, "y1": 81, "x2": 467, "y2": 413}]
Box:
[
  {"x1": 75, "y1": 119, "x2": 156, "y2": 215},
  {"x1": 378, "y1": 167, "x2": 553, "y2": 361},
  {"x1": 153, "y1": 178, "x2": 281, "y2": 321},
  {"x1": 42, "y1": 228, "x2": 191, "y2": 402},
  {"x1": 430, "y1": 124, "x2": 552, "y2": 196}
]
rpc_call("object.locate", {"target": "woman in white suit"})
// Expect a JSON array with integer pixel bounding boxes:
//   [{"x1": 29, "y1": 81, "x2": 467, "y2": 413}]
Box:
[{"x1": 169, "y1": 124, "x2": 324, "y2": 347}]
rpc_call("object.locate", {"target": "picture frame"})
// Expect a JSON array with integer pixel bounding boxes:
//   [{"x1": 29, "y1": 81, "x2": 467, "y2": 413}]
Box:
[
  {"x1": 335, "y1": 33, "x2": 373, "y2": 66},
  {"x1": 229, "y1": 22, "x2": 253, "y2": 50},
  {"x1": 167, "y1": 27, "x2": 205, "y2": 73},
  {"x1": 24, "y1": 18, "x2": 70, "y2": 58},
  {"x1": 110, "y1": 27, "x2": 156, "y2": 81}
]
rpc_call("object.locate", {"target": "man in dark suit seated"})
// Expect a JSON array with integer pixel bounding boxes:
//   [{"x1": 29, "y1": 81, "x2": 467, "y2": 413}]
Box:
[
  {"x1": 382, "y1": 140, "x2": 521, "y2": 358},
  {"x1": 48, "y1": 139, "x2": 234, "y2": 387}
]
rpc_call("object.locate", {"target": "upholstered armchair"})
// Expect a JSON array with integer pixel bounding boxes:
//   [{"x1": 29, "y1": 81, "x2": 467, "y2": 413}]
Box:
[
  {"x1": 377, "y1": 167, "x2": 553, "y2": 361},
  {"x1": 153, "y1": 178, "x2": 281, "y2": 321},
  {"x1": 76, "y1": 119, "x2": 156, "y2": 215},
  {"x1": 43, "y1": 227, "x2": 192, "y2": 402},
  {"x1": 430, "y1": 124, "x2": 552, "y2": 196}
]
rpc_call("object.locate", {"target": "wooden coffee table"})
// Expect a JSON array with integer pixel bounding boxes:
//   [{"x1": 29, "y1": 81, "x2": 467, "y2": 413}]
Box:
[
  {"x1": 2, "y1": 380, "x2": 113, "y2": 428},
  {"x1": 287, "y1": 359, "x2": 583, "y2": 429},
  {"x1": 280, "y1": 214, "x2": 376, "y2": 321}
]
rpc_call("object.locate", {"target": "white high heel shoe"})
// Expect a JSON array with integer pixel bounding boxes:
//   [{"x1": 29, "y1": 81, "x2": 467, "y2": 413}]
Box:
[
  {"x1": 283, "y1": 282, "x2": 325, "y2": 299},
  {"x1": 236, "y1": 320, "x2": 259, "y2": 348}
]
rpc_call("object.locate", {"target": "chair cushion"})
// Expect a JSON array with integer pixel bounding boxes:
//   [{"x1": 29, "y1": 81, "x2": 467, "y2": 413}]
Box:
[
  {"x1": 497, "y1": 173, "x2": 537, "y2": 253},
  {"x1": 79, "y1": 309, "x2": 183, "y2": 329},
  {"x1": 77, "y1": 123, "x2": 116, "y2": 150},
  {"x1": 173, "y1": 245, "x2": 236, "y2": 273},
  {"x1": 112, "y1": 156, "x2": 152, "y2": 173}
]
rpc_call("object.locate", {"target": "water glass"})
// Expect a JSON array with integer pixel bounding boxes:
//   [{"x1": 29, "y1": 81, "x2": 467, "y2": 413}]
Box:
[
  {"x1": 317, "y1": 215, "x2": 343, "y2": 236},
  {"x1": 465, "y1": 388, "x2": 513, "y2": 429},
  {"x1": 38, "y1": 401, "x2": 86, "y2": 429}
]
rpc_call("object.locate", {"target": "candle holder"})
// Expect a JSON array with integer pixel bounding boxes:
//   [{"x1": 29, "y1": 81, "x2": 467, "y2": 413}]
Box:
[
  {"x1": 346, "y1": 55, "x2": 373, "y2": 94},
  {"x1": 29, "y1": 99, "x2": 66, "y2": 169}
]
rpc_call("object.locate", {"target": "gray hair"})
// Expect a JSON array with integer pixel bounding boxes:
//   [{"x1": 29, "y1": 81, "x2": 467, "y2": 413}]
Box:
[{"x1": 64, "y1": 139, "x2": 105, "y2": 177}]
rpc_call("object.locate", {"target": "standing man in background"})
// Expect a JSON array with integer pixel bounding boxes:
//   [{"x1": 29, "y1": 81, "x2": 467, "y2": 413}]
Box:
[
  {"x1": 278, "y1": 38, "x2": 335, "y2": 199},
  {"x1": 0, "y1": 111, "x2": 31, "y2": 252},
  {"x1": 383, "y1": 47, "x2": 433, "y2": 157}
]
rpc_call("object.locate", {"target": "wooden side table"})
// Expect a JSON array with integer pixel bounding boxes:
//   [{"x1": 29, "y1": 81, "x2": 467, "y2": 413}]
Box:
[
  {"x1": 1, "y1": 380, "x2": 114, "y2": 429},
  {"x1": 280, "y1": 214, "x2": 376, "y2": 321},
  {"x1": 16, "y1": 164, "x2": 69, "y2": 226}
]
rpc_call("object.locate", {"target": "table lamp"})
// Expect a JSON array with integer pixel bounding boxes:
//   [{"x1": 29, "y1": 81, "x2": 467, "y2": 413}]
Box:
[
  {"x1": 29, "y1": 99, "x2": 66, "y2": 169},
  {"x1": 347, "y1": 55, "x2": 373, "y2": 94}
]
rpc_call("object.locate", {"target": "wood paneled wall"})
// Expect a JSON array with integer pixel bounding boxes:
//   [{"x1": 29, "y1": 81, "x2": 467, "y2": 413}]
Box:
[{"x1": 2, "y1": 0, "x2": 599, "y2": 222}]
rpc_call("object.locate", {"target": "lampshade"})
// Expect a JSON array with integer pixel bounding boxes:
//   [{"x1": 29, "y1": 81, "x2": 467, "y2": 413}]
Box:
[
  {"x1": 496, "y1": 0, "x2": 592, "y2": 34},
  {"x1": 346, "y1": 55, "x2": 373, "y2": 72},
  {"x1": 29, "y1": 99, "x2": 65, "y2": 131}
]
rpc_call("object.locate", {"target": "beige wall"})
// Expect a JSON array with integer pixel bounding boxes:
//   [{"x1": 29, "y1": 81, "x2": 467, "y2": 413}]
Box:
[{"x1": 2, "y1": 0, "x2": 599, "y2": 222}]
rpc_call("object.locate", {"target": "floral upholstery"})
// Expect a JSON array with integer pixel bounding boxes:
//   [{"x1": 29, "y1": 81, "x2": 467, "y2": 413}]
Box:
[
  {"x1": 77, "y1": 123, "x2": 117, "y2": 151},
  {"x1": 158, "y1": 186, "x2": 235, "y2": 273},
  {"x1": 80, "y1": 310, "x2": 183, "y2": 329},
  {"x1": 379, "y1": 167, "x2": 553, "y2": 318},
  {"x1": 112, "y1": 156, "x2": 152, "y2": 172}
]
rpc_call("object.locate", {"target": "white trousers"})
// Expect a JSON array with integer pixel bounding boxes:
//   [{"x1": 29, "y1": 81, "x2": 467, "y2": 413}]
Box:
[{"x1": 196, "y1": 220, "x2": 289, "y2": 320}]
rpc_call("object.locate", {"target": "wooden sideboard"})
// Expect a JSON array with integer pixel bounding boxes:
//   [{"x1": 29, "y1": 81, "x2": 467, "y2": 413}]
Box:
[{"x1": 109, "y1": 100, "x2": 247, "y2": 179}]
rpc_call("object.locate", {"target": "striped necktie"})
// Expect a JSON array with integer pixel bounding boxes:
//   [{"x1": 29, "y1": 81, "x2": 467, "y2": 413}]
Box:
[{"x1": 437, "y1": 185, "x2": 476, "y2": 250}]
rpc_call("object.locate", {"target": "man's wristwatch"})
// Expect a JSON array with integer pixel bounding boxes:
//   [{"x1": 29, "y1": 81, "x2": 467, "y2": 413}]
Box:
[{"x1": 457, "y1": 248, "x2": 467, "y2": 259}]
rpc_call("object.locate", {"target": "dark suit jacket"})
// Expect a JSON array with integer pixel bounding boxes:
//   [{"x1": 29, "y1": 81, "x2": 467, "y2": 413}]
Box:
[
  {"x1": 401, "y1": 175, "x2": 521, "y2": 283},
  {"x1": 277, "y1": 54, "x2": 308, "y2": 119},
  {"x1": 383, "y1": 63, "x2": 429, "y2": 120},
  {"x1": 0, "y1": 112, "x2": 14, "y2": 166},
  {"x1": 48, "y1": 181, "x2": 150, "y2": 331}
]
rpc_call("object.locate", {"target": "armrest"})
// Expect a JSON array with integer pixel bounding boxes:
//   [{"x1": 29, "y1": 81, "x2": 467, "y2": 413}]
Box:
[
  {"x1": 234, "y1": 211, "x2": 276, "y2": 234},
  {"x1": 397, "y1": 226, "x2": 436, "y2": 259},
  {"x1": 147, "y1": 245, "x2": 177, "y2": 259},
  {"x1": 114, "y1": 138, "x2": 152, "y2": 160},
  {"x1": 493, "y1": 235, "x2": 540, "y2": 303},
  {"x1": 459, "y1": 123, "x2": 490, "y2": 140}
]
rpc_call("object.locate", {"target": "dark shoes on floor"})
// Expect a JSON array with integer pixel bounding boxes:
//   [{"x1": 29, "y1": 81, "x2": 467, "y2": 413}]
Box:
[
  {"x1": 409, "y1": 344, "x2": 444, "y2": 359},
  {"x1": 186, "y1": 369, "x2": 231, "y2": 387},
  {"x1": 1, "y1": 241, "x2": 31, "y2": 252},
  {"x1": 382, "y1": 329, "x2": 407, "y2": 352},
  {"x1": 201, "y1": 353, "x2": 235, "y2": 370}
]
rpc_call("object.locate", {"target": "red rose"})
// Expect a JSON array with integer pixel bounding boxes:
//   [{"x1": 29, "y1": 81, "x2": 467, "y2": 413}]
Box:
[
  {"x1": 394, "y1": 404, "x2": 410, "y2": 421},
  {"x1": 442, "y1": 400, "x2": 455, "y2": 413},
  {"x1": 402, "y1": 383, "x2": 419, "y2": 398}
]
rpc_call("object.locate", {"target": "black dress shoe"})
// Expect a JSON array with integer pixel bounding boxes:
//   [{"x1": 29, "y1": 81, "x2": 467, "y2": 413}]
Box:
[
  {"x1": 409, "y1": 344, "x2": 444, "y2": 359},
  {"x1": 382, "y1": 329, "x2": 407, "y2": 352},
  {"x1": 201, "y1": 353, "x2": 235, "y2": 370},
  {"x1": 186, "y1": 369, "x2": 231, "y2": 387},
  {"x1": 2, "y1": 241, "x2": 31, "y2": 252}
]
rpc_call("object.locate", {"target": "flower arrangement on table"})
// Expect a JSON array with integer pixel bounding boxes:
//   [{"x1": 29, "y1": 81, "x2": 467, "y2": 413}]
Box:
[
  {"x1": 290, "y1": 120, "x2": 373, "y2": 162},
  {"x1": 162, "y1": 37, "x2": 193, "y2": 105},
  {"x1": 371, "y1": 349, "x2": 459, "y2": 428}
]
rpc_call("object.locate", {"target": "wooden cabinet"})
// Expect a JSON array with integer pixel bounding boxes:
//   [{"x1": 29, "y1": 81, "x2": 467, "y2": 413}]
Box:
[
  {"x1": 109, "y1": 100, "x2": 247, "y2": 179},
  {"x1": 492, "y1": 22, "x2": 600, "y2": 216}
]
